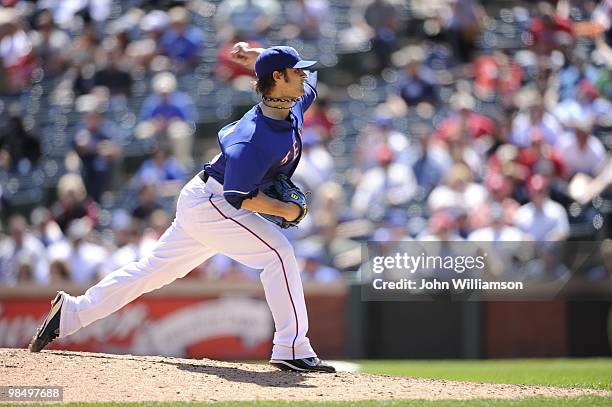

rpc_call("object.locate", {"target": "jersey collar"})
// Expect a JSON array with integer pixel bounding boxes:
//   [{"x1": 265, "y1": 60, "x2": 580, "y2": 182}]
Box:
[{"x1": 256, "y1": 105, "x2": 296, "y2": 130}]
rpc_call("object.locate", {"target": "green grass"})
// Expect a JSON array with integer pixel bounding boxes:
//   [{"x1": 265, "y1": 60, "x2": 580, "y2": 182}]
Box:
[
  {"x1": 5, "y1": 398, "x2": 612, "y2": 406},
  {"x1": 359, "y1": 358, "x2": 612, "y2": 391}
]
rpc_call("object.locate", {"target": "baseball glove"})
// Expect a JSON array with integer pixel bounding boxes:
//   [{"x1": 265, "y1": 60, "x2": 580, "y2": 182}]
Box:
[{"x1": 260, "y1": 174, "x2": 308, "y2": 228}]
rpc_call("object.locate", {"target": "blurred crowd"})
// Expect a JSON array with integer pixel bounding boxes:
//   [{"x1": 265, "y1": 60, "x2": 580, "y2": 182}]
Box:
[{"x1": 0, "y1": 0, "x2": 611, "y2": 287}]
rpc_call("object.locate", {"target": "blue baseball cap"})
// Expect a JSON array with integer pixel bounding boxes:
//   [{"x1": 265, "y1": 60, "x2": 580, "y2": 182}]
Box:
[{"x1": 255, "y1": 46, "x2": 317, "y2": 78}]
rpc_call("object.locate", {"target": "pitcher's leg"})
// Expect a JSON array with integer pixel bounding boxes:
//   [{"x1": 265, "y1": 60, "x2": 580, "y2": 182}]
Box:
[
  {"x1": 60, "y1": 219, "x2": 215, "y2": 337},
  {"x1": 258, "y1": 241, "x2": 314, "y2": 360},
  {"x1": 183, "y1": 195, "x2": 316, "y2": 360}
]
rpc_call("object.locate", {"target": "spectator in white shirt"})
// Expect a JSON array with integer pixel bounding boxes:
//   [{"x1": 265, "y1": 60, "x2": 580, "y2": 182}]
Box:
[
  {"x1": 514, "y1": 175, "x2": 570, "y2": 241},
  {"x1": 353, "y1": 115, "x2": 411, "y2": 170},
  {"x1": 215, "y1": 0, "x2": 281, "y2": 41},
  {"x1": 0, "y1": 215, "x2": 49, "y2": 285},
  {"x1": 105, "y1": 211, "x2": 141, "y2": 274},
  {"x1": 30, "y1": 206, "x2": 63, "y2": 248},
  {"x1": 554, "y1": 80, "x2": 612, "y2": 131},
  {"x1": 510, "y1": 102, "x2": 563, "y2": 147},
  {"x1": 351, "y1": 146, "x2": 417, "y2": 217},
  {"x1": 558, "y1": 119, "x2": 607, "y2": 178},
  {"x1": 0, "y1": 18, "x2": 36, "y2": 91},
  {"x1": 46, "y1": 0, "x2": 112, "y2": 30},
  {"x1": 418, "y1": 210, "x2": 463, "y2": 242},
  {"x1": 294, "y1": 137, "x2": 334, "y2": 192},
  {"x1": 469, "y1": 204, "x2": 525, "y2": 278},
  {"x1": 284, "y1": 0, "x2": 331, "y2": 41},
  {"x1": 469, "y1": 203, "x2": 524, "y2": 242},
  {"x1": 47, "y1": 218, "x2": 108, "y2": 284},
  {"x1": 427, "y1": 163, "x2": 487, "y2": 214}
]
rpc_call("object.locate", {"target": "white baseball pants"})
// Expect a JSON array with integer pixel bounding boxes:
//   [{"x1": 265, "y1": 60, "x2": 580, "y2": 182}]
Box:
[{"x1": 59, "y1": 174, "x2": 316, "y2": 360}]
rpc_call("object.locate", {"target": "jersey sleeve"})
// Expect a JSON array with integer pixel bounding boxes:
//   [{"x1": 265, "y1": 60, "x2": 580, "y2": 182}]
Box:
[
  {"x1": 222, "y1": 142, "x2": 270, "y2": 209},
  {"x1": 300, "y1": 71, "x2": 318, "y2": 114}
]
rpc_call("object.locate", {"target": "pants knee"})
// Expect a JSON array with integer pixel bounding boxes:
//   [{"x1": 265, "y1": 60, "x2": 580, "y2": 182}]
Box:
[
  {"x1": 275, "y1": 239, "x2": 294, "y2": 257},
  {"x1": 264, "y1": 240, "x2": 298, "y2": 272}
]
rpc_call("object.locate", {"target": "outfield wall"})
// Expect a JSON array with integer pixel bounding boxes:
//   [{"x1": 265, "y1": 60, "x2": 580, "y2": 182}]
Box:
[
  {"x1": 1, "y1": 282, "x2": 609, "y2": 359},
  {"x1": 0, "y1": 282, "x2": 346, "y2": 359}
]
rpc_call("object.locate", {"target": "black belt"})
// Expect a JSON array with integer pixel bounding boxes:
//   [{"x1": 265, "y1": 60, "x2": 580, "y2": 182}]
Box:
[{"x1": 198, "y1": 170, "x2": 209, "y2": 183}]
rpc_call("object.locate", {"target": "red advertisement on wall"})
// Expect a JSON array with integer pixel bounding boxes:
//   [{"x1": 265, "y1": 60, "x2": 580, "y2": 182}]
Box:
[{"x1": 0, "y1": 296, "x2": 274, "y2": 359}]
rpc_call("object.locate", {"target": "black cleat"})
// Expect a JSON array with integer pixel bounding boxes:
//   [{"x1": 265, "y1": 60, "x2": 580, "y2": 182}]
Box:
[
  {"x1": 270, "y1": 357, "x2": 336, "y2": 373},
  {"x1": 29, "y1": 291, "x2": 64, "y2": 352}
]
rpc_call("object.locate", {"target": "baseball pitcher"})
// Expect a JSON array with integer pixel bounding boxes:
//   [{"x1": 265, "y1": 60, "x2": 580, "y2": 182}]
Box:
[{"x1": 29, "y1": 43, "x2": 335, "y2": 373}]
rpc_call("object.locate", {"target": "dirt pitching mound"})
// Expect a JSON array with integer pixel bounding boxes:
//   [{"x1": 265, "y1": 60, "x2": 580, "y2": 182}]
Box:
[{"x1": 1, "y1": 349, "x2": 608, "y2": 403}]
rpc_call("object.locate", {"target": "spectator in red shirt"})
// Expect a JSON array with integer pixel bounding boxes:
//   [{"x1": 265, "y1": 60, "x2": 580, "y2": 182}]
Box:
[
  {"x1": 0, "y1": 17, "x2": 37, "y2": 92},
  {"x1": 216, "y1": 33, "x2": 261, "y2": 83},
  {"x1": 470, "y1": 173, "x2": 520, "y2": 230},
  {"x1": 473, "y1": 50, "x2": 523, "y2": 101},
  {"x1": 433, "y1": 93, "x2": 496, "y2": 141},
  {"x1": 517, "y1": 128, "x2": 566, "y2": 181},
  {"x1": 530, "y1": 1, "x2": 574, "y2": 55}
]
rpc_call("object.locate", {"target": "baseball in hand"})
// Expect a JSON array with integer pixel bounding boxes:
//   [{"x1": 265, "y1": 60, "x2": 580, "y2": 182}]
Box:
[{"x1": 231, "y1": 42, "x2": 253, "y2": 66}]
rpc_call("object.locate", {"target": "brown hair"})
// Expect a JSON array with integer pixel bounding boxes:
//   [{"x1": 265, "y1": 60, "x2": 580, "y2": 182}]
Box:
[{"x1": 255, "y1": 68, "x2": 286, "y2": 96}]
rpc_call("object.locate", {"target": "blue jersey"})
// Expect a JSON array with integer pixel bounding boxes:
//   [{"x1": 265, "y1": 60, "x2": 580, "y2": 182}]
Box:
[{"x1": 204, "y1": 71, "x2": 317, "y2": 209}]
